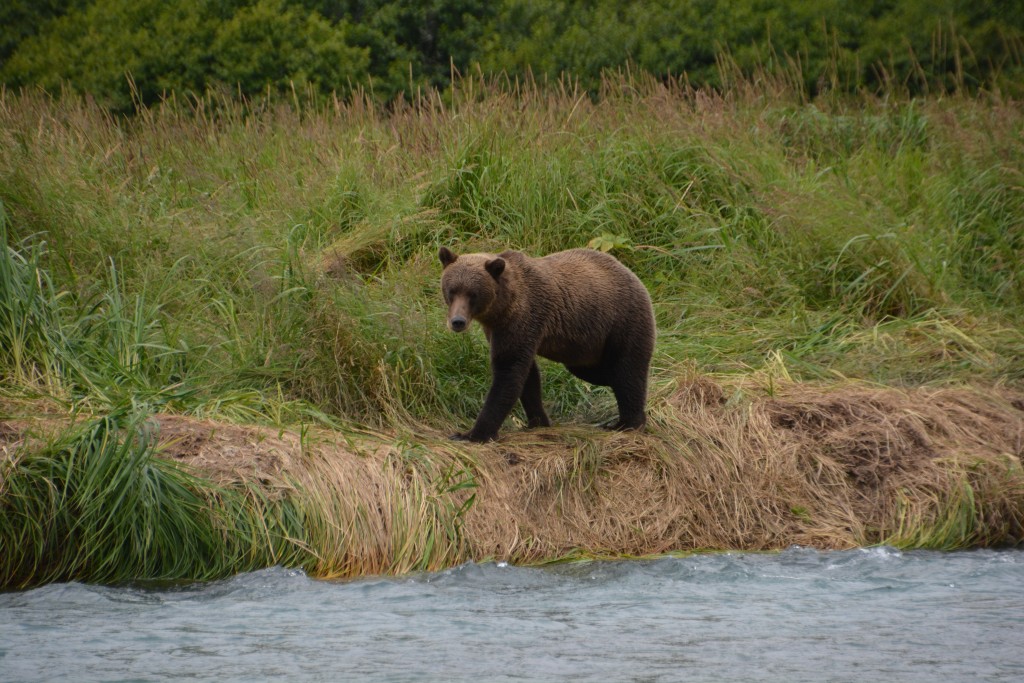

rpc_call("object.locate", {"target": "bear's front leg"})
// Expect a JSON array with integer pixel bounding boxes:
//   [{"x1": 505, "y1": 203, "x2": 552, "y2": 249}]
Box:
[
  {"x1": 454, "y1": 351, "x2": 536, "y2": 443},
  {"x1": 521, "y1": 360, "x2": 551, "y2": 428}
]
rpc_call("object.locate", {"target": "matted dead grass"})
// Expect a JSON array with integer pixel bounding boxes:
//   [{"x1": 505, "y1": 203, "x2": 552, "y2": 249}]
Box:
[
  {"x1": 446, "y1": 377, "x2": 1022, "y2": 560},
  {"x1": 158, "y1": 377, "x2": 1024, "y2": 570},
  {"x1": 3, "y1": 378, "x2": 1022, "y2": 576}
]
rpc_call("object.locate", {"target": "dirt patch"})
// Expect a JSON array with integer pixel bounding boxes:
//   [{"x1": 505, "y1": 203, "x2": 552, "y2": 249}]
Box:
[
  {"x1": 766, "y1": 386, "x2": 1023, "y2": 486},
  {"x1": 0, "y1": 416, "x2": 72, "y2": 465},
  {"x1": 767, "y1": 390, "x2": 936, "y2": 485},
  {"x1": 153, "y1": 415, "x2": 300, "y2": 486},
  {"x1": 668, "y1": 375, "x2": 728, "y2": 410},
  {"x1": 0, "y1": 421, "x2": 24, "y2": 452}
]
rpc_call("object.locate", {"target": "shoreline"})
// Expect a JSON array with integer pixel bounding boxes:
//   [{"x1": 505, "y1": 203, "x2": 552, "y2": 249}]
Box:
[{"x1": 4, "y1": 376, "x2": 1022, "y2": 589}]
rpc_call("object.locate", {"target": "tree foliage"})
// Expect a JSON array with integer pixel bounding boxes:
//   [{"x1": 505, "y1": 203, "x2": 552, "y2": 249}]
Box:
[
  {"x1": 0, "y1": 0, "x2": 1021, "y2": 108},
  {"x1": 0, "y1": 0, "x2": 367, "y2": 109}
]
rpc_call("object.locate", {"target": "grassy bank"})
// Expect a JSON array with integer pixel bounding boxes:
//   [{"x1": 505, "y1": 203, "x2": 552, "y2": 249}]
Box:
[
  {"x1": 1, "y1": 74, "x2": 1023, "y2": 587},
  {"x1": 3, "y1": 379, "x2": 1022, "y2": 589}
]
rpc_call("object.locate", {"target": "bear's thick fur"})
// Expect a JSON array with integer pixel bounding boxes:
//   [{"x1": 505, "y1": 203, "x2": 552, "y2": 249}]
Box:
[{"x1": 439, "y1": 246, "x2": 655, "y2": 443}]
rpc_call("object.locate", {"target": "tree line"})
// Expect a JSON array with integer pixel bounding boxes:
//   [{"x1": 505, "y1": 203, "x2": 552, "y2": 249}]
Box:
[{"x1": 2, "y1": 0, "x2": 1022, "y2": 110}]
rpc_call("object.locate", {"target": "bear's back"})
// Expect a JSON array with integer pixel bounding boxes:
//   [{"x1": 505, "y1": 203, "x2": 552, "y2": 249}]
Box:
[
  {"x1": 512, "y1": 249, "x2": 653, "y2": 360},
  {"x1": 533, "y1": 248, "x2": 649, "y2": 303}
]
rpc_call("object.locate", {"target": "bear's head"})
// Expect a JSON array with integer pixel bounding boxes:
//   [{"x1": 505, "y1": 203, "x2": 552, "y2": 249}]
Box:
[{"x1": 439, "y1": 246, "x2": 506, "y2": 332}]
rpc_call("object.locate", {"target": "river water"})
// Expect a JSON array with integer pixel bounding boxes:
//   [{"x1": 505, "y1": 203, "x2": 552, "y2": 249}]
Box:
[{"x1": 1, "y1": 547, "x2": 1022, "y2": 682}]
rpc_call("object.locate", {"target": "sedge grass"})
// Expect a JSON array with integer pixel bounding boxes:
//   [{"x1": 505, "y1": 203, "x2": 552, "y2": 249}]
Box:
[{"x1": 0, "y1": 409, "x2": 312, "y2": 588}]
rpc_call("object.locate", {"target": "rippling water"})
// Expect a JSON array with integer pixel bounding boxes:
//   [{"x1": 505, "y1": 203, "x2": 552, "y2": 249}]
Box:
[{"x1": 2, "y1": 547, "x2": 1022, "y2": 682}]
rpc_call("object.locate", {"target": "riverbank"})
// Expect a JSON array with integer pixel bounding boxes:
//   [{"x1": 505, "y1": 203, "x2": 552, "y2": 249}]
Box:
[{"x1": 3, "y1": 376, "x2": 1021, "y2": 589}]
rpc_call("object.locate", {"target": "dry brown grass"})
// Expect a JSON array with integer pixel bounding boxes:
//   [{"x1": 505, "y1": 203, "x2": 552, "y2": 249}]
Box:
[
  {"x1": 3, "y1": 376, "x2": 1022, "y2": 578},
  {"x1": 92, "y1": 376, "x2": 1017, "y2": 577},
  {"x1": 4, "y1": 376, "x2": 1019, "y2": 585}
]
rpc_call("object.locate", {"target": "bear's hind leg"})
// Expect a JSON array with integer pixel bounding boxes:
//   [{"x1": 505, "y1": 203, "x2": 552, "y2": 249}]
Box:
[
  {"x1": 606, "y1": 349, "x2": 651, "y2": 432},
  {"x1": 607, "y1": 378, "x2": 648, "y2": 431},
  {"x1": 520, "y1": 361, "x2": 551, "y2": 428},
  {"x1": 566, "y1": 362, "x2": 644, "y2": 429}
]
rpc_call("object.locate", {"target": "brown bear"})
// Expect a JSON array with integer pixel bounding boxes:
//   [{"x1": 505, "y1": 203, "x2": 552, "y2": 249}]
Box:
[{"x1": 439, "y1": 245, "x2": 655, "y2": 442}]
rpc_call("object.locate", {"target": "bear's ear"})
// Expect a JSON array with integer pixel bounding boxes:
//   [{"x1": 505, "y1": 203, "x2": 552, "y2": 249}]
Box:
[
  {"x1": 485, "y1": 257, "x2": 505, "y2": 280},
  {"x1": 439, "y1": 246, "x2": 458, "y2": 268}
]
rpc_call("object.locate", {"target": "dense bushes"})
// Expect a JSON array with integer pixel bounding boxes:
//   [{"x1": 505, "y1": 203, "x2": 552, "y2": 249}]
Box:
[{"x1": 1, "y1": 0, "x2": 1021, "y2": 110}]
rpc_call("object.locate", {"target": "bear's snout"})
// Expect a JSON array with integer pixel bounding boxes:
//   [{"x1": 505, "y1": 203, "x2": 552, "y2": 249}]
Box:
[{"x1": 447, "y1": 294, "x2": 473, "y2": 332}]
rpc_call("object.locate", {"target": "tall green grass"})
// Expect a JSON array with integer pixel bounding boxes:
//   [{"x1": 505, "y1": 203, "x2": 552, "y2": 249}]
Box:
[
  {"x1": 3, "y1": 77, "x2": 1021, "y2": 431},
  {"x1": 0, "y1": 409, "x2": 313, "y2": 588}
]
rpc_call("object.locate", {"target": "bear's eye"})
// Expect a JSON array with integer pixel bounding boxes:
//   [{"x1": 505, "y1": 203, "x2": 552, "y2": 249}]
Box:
[{"x1": 444, "y1": 288, "x2": 452, "y2": 303}]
